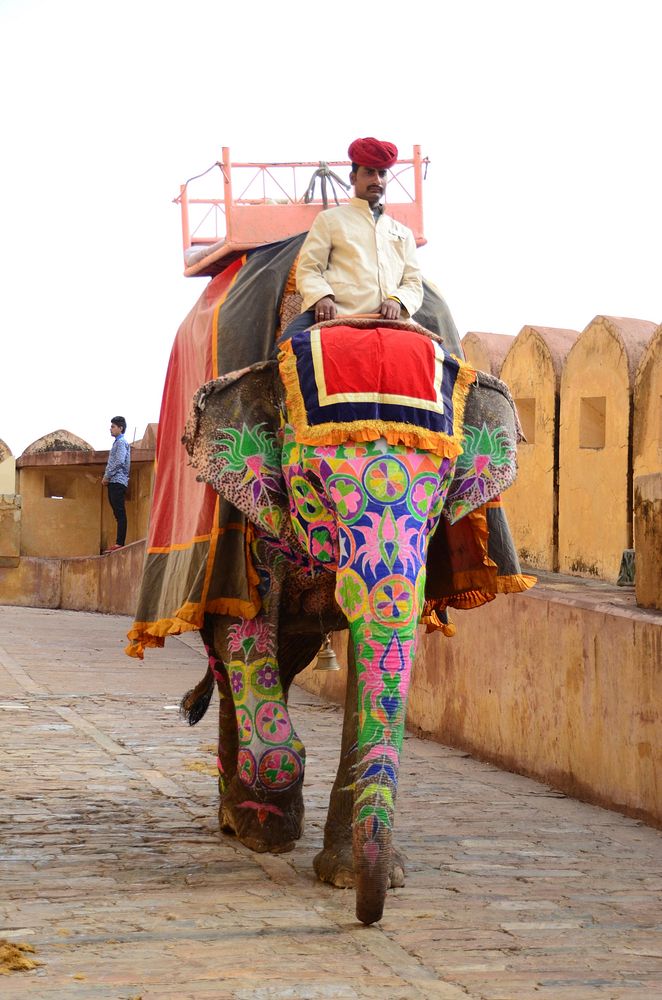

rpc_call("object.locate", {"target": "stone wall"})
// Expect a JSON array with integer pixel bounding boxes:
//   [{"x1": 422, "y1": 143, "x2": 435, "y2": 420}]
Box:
[
  {"x1": 499, "y1": 326, "x2": 578, "y2": 571},
  {"x1": 0, "y1": 494, "x2": 21, "y2": 567},
  {"x1": 464, "y1": 316, "x2": 662, "y2": 603},
  {"x1": 14, "y1": 448, "x2": 155, "y2": 559},
  {"x1": 0, "y1": 455, "x2": 15, "y2": 494},
  {"x1": 0, "y1": 540, "x2": 145, "y2": 616}
]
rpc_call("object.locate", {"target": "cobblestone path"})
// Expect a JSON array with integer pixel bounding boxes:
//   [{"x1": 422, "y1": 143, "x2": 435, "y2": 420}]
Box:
[{"x1": 1, "y1": 606, "x2": 661, "y2": 999}]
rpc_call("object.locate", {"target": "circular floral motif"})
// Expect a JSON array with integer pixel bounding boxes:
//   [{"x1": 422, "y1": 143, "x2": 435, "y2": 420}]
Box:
[
  {"x1": 309, "y1": 523, "x2": 336, "y2": 564},
  {"x1": 236, "y1": 707, "x2": 253, "y2": 745},
  {"x1": 250, "y1": 657, "x2": 282, "y2": 698},
  {"x1": 256, "y1": 661, "x2": 279, "y2": 689},
  {"x1": 369, "y1": 575, "x2": 416, "y2": 627},
  {"x1": 258, "y1": 747, "x2": 303, "y2": 789},
  {"x1": 407, "y1": 473, "x2": 440, "y2": 521},
  {"x1": 289, "y1": 475, "x2": 326, "y2": 523},
  {"x1": 363, "y1": 458, "x2": 409, "y2": 503},
  {"x1": 255, "y1": 701, "x2": 293, "y2": 744},
  {"x1": 336, "y1": 568, "x2": 369, "y2": 622},
  {"x1": 237, "y1": 748, "x2": 257, "y2": 787},
  {"x1": 327, "y1": 474, "x2": 366, "y2": 524}
]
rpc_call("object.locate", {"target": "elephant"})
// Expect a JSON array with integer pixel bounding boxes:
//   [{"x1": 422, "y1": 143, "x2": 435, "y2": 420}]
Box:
[{"x1": 176, "y1": 314, "x2": 531, "y2": 925}]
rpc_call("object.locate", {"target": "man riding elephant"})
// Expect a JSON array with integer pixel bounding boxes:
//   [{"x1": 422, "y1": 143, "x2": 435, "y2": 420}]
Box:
[{"x1": 282, "y1": 136, "x2": 424, "y2": 338}]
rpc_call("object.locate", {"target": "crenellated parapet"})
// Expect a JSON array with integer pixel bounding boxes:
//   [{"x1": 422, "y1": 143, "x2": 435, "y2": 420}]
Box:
[{"x1": 462, "y1": 315, "x2": 661, "y2": 608}]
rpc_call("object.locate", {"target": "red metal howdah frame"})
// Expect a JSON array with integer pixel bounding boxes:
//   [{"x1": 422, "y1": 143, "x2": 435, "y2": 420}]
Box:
[{"x1": 175, "y1": 146, "x2": 428, "y2": 278}]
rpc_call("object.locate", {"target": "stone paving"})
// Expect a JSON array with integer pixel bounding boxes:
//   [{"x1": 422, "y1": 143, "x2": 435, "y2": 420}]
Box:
[{"x1": 0, "y1": 605, "x2": 661, "y2": 1000}]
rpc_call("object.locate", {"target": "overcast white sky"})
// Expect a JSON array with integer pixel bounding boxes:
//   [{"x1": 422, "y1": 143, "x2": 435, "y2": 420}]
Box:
[{"x1": 1, "y1": 0, "x2": 660, "y2": 456}]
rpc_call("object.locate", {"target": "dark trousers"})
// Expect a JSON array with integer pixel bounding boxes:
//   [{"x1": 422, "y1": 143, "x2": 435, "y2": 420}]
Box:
[{"x1": 107, "y1": 483, "x2": 127, "y2": 546}]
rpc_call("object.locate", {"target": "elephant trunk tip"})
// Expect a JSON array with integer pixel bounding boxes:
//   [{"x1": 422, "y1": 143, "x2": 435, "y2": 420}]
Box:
[{"x1": 355, "y1": 898, "x2": 385, "y2": 926}]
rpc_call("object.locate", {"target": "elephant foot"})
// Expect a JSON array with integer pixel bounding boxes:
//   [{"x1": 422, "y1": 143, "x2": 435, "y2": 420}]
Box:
[
  {"x1": 218, "y1": 776, "x2": 304, "y2": 854},
  {"x1": 313, "y1": 837, "x2": 406, "y2": 889}
]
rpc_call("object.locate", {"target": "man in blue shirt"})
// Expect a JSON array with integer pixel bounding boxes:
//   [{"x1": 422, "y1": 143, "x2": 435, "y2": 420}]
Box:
[{"x1": 102, "y1": 416, "x2": 131, "y2": 552}]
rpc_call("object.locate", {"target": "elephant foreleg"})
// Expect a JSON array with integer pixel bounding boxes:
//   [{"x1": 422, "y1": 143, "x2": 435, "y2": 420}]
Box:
[
  {"x1": 197, "y1": 628, "x2": 239, "y2": 797},
  {"x1": 208, "y1": 612, "x2": 305, "y2": 853},
  {"x1": 214, "y1": 660, "x2": 239, "y2": 798}
]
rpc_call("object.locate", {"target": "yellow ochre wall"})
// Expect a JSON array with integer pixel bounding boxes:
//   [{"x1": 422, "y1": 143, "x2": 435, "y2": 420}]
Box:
[
  {"x1": 634, "y1": 323, "x2": 662, "y2": 482},
  {"x1": 0, "y1": 541, "x2": 146, "y2": 615},
  {"x1": 17, "y1": 453, "x2": 154, "y2": 560},
  {"x1": 558, "y1": 316, "x2": 655, "y2": 582},
  {"x1": 0, "y1": 456, "x2": 15, "y2": 494},
  {"x1": 461, "y1": 331, "x2": 514, "y2": 375},
  {"x1": 20, "y1": 465, "x2": 104, "y2": 558},
  {"x1": 500, "y1": 326, "x2": 578, "y2": 571}
]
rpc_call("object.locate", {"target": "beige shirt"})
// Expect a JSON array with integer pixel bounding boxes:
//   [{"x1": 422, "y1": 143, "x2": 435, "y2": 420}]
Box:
[{"x1": 296, "y1": 197, "x2": 424, "y2": 318}]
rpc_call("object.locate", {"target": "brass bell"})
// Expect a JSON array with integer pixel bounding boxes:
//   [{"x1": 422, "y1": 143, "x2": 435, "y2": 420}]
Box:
[{"x1": 313, "y1": 634, "x2": 341, "y2": 671}]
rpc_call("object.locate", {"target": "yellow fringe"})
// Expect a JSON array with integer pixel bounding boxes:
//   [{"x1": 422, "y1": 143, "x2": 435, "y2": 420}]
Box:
[
  {"x1": 421, "y1": 572, "x2": 537, "y2": 625},
  {"x1": 125, "y1": 614, "x2": 201, "y2": 659},
  {"x1": 125, "y1": 591, "x2": 261, "y2": 660},
  {"x1": 420, "y1": 607, "x2": 457, "y2": 636},
  {"x1": 497, "y1": 573, "x2": 537, "y2": 594},
  {"x1": 279, "y1": 336, "x2": 476, "y2": 460},
  {"x1": 451, "y1": 590, "x2": 498, "y2": 610}
]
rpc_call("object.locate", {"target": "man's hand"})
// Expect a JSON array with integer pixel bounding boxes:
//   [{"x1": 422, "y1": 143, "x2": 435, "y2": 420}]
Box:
[
  {"x1": 314, "y1": 296, "x2": 337, "y2": 322},
  {"x1": 380, "y1": 298, "x2": 402, "y2": 320},
  {"x1": 102, "y1": 477, "x2": 108, "y2": 486}
]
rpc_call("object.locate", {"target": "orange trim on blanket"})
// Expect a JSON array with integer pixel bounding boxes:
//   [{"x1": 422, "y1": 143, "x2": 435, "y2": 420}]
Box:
[
  {"x1": 420, "y1": 607, "x2": 457, "y2": 636},
  {"x1": 421, "y1": 572, "x2": 537, "y2": 632},
  {"x1": 279, "y1": 336, "x2": 476, "y2": 460},
  {"x1": 498, "y1": 572, "x2": 537, "y2": 593},
  {"x1": 194, "y1": 497, "x2": 262, "y2": 620},
  {"x1": 147, "y1": 522, "x2": 246, "y2": 555},
  {"x1": 125, "y1": 591, "x2": 261, "y2": 659},
  {"x1": 203, "y1": 597, "x2": 260, "y2": 617}
]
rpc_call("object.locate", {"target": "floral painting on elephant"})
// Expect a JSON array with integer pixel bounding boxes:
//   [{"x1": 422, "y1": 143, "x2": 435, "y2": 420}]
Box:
[
  {"x1": 125, "y1": 230, "x2": 535, "y2": 925},
  {"x1": 282, "y1": 431, "x2": 457, "y2": 877}
]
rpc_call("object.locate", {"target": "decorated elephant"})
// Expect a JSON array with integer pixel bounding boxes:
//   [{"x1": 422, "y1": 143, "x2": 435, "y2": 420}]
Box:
[{"x1": 127, "y1": 237, "x2": 533, "y2": 925}]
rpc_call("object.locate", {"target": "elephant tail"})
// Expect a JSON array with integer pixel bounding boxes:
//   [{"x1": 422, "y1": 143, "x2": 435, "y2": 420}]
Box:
[{"x1": 180, "y1": 666, "x2": 215, "y2": 725}]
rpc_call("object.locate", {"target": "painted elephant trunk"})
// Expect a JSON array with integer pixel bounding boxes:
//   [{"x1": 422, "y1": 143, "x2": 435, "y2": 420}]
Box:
[
  {"x1": 282, "y1": 433, "x2": 454, "y2": 923},
  {"x1": 348, "y1": 614, "x2": 418, "y2": 925}
]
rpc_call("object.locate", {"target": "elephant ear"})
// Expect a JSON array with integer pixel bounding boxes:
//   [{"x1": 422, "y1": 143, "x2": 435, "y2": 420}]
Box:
[
  {"x1": 183, "y1": 361, "x2": 292, "y2": 539},
  {"x1": 443, "y1": 371, "x2": 522, "y2": 524}
]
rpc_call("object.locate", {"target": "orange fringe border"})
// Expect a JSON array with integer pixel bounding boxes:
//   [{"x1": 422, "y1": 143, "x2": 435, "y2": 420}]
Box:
[
  {"x1": 125, "y1": 593, "x2": 260, "y2": 660},
  {"x1": 421, "y1": 572, "x2": 537, "y2": 634},
  {"x1": 278, "y1": 336, "x2": 476, "y2": 460},
  {"x1": 126, "y1": 573, "x2": 538, "y2": 654}
]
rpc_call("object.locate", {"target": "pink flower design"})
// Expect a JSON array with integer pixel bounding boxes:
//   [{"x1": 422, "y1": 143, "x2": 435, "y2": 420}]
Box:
[
  {"x1": 329, "y1": 480, "x2": 363, "y2": 518},
  {"x1": 227, "y1": 617, "x2": 274, "y2": 656}
]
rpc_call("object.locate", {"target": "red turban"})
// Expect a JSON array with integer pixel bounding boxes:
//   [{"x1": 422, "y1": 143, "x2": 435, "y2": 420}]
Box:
[{"x1": 347, "y1": 137, "x2": 398, "y2": 169}]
